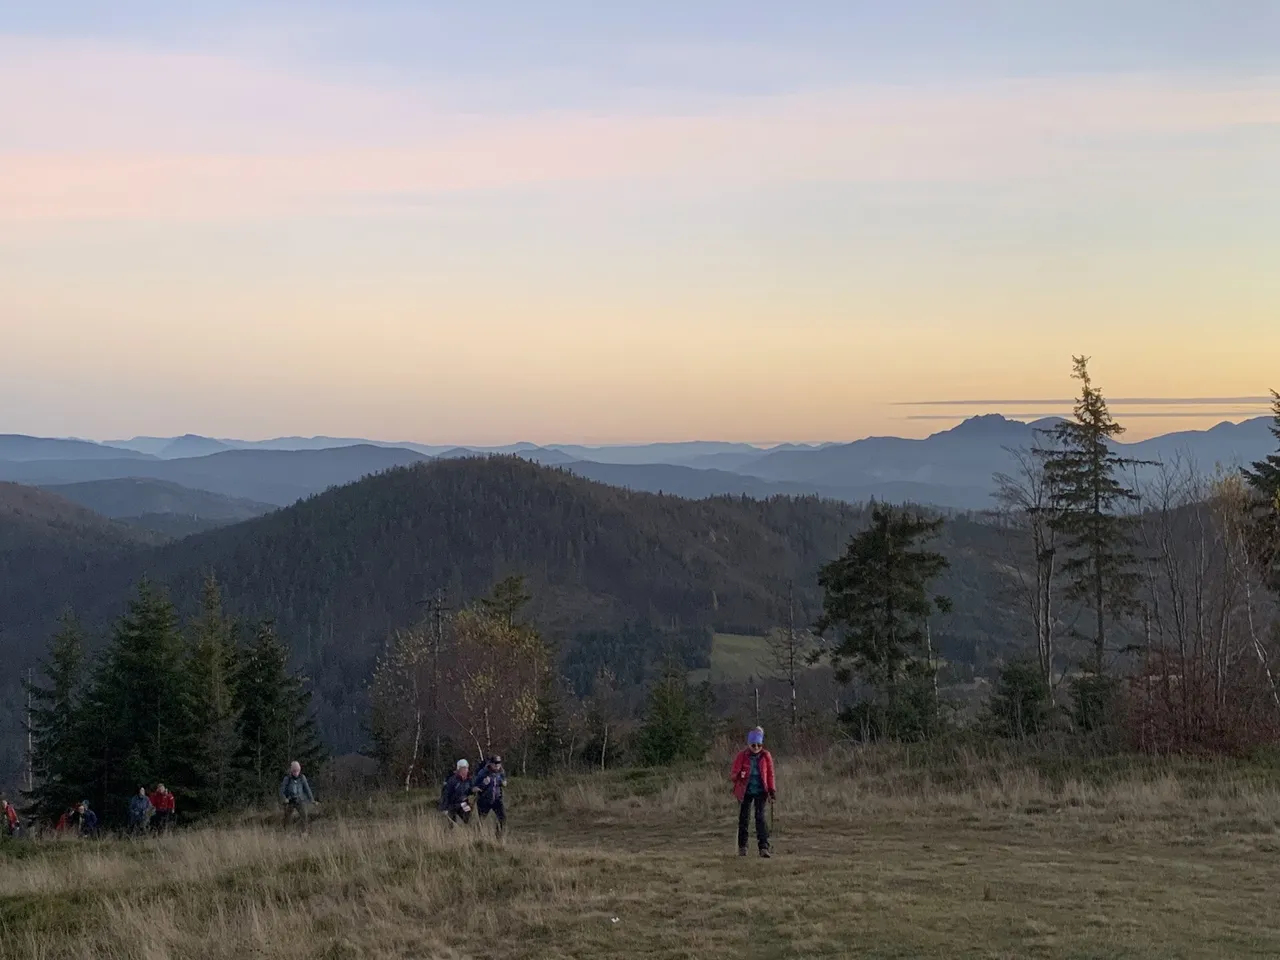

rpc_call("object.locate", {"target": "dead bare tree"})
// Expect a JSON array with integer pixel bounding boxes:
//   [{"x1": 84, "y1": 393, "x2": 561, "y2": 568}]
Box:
[
  {"x1": 1131, "y1": 461, "x2": 1280, "y2": 751},
  {"x1": 766, "y1": 581, "x2": 812, "y2": 730},
  {"x1": 368, "y1": 626, "x2": 434, "y2": 790},
  {"x1": 585, "y1": 667, "x2": 625, "y2": 772},
  {"x1": 993, "y1": 446, "x2": 1063, "y2": 700}
]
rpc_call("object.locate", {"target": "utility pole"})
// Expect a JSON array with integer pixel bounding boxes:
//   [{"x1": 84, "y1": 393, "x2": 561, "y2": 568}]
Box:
[{"x1": 26, "y1": 668, "x2": 34, "y2": 794}]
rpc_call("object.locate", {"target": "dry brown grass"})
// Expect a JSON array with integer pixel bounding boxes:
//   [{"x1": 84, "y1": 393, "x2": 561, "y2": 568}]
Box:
[{"x1": 5, "y1": 754, "x2": 1280, "y2": 959}]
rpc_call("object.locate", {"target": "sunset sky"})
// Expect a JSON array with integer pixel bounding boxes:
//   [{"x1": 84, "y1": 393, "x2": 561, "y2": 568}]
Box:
[{"x1": 2, "y1": 2, "x2": 1277, "y2": 444}]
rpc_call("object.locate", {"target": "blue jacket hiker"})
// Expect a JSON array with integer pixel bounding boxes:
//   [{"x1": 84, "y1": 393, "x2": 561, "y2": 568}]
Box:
[
  {"x1": 472, "y1": 755, "x2": 507, "y2": 836},
  {"x1": 128, "y1": 787, "x2": 154, "y2": 832},
  {"x1": 440, "y1": 759, "x2": 475, "y2": 824},
  {"x1": 78, "y1": 802, "x2": 99, "y2": 838}
]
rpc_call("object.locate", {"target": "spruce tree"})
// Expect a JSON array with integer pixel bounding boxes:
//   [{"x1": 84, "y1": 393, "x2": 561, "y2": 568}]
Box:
[
  {"x1": 634, "y1": 665, "x2": 710, "y2": 766},
  {"x1": 986, "y1": 659, "x2": 1053, "y2": 739},
  {"x1": 187, "y1": 575, "x2": 243, "y2": 815},
  {"x1": 1243, "y1": 390, "x2": 1280, "y2": 496},
  {"x1": 477, "y1": 575, "x2": 533, "y2": 626},
  {"x1": 816, "y1": 503, "x2": 951, "y2": 739},
  {"x1": 1037, "y1": 357, "x2": 1143, "y2": 677},
  {"x1": 81, "y1": 581, "x2": 198, "y2": 823},
  {"x1": 1242, "y1": 390, "x2": 1280, "y2": 590},
  {"x1": 234, "y1": 620, "x2": 324, "y2": 802},
  {"x1": 23, "y1": 611, "x2": 90, "y2": 820}
]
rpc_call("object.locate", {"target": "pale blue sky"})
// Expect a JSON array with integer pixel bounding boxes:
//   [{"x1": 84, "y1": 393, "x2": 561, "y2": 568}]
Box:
[{"x1": 1, "y1": 2, "x2": 1277, "y2": 443}]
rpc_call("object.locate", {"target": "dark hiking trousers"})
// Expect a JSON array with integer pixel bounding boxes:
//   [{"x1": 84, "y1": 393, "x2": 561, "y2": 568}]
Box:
[
  {"x1": 738, "y1": 793, "x2": 769, "y2": 850},
  {"x1": 446, "y1": 805, "x2": 472, "y2": 826},
  {"x1": 479, "y1": 797, "x2": 506, "y2": 835},
  {"x1": 282, "y1": 801, "x2": 309, "y2": 832}
]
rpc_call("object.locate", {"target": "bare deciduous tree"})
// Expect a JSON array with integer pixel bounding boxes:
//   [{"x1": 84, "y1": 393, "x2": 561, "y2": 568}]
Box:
[
  {"x1": 993, "y1": 447, "x2": 1064, "y2": 700},
  {"x1": 766, "y1": 582, "x2": 813, "y2": 729},
  {"x1": 1130, "y1": 461, "x2": 1280, "y2": 751},
  {"x1": 369, "y1": 626, "x2": 433, "y2": 790},
  {"x1": 440, "y1": 608, "x2": 552, "y2": 762}
]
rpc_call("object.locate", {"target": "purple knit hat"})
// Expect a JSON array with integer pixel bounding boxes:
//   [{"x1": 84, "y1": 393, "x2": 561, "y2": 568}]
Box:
[{"x1": 747, "y1": 727, "x2": 765, "y2": 746}]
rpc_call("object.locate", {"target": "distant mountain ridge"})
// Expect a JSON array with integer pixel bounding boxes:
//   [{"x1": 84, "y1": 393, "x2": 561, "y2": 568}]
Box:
[
  {"x1": 5, "y1": 415, "x2": 1272, "y2": 512},
  {"x1": 0, "y1": 435, "x2": 154, "y2": 462},
  {"x1": 41, "y1": 478, "x2": 274, "y2": 529},
  {"x1": 0, "y1": 445, "x2": 430, "y2": 506}
]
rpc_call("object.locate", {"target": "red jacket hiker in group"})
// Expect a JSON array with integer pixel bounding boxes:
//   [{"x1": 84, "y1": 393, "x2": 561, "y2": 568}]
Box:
[
  {"x1": 149, "y1": 788, "x2": 175, "y2": 814},
  {"x1": 150, "y1": 785, "x2": 176, "y2": 832}
]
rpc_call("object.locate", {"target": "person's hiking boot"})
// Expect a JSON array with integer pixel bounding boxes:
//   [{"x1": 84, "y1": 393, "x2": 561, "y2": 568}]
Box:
[
  {"x1": 738, "y1": 846, "x2": 748, "y2": 857},
  {"x1": 759, "y1": 846, "x2": 772, "y2": 858}
]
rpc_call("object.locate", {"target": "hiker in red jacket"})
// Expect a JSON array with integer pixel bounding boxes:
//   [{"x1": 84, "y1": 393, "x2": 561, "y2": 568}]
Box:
[
  {"x1": 2, "y1": 797, "x2": 18, "y2": 837},
  {"x1": 730, "y1": 726, "x2": 776, "y2": 858},
  {"x1": 150, "y1": 784, "x2": 176, "y2": 833}
]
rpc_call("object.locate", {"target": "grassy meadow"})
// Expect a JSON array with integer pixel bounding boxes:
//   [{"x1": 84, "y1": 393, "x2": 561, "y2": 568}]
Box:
[
  {"x1": 5, "y1": 747, "x2": 1280, "y2": 959},
  {"x1": 689, "y1": 632, "x2": 805, "y2": 684}
]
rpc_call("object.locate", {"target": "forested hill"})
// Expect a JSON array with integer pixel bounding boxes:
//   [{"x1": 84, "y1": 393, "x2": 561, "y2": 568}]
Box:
[
  {"x1": 2, "y1": 458, "x2": 1020, "y2": 755},
  {"x1": 0, "y1": 482, "x2": 154, "y2": 595}
]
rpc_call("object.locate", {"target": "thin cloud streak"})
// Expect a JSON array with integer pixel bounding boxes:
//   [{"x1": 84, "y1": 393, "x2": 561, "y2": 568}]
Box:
[
  {"x1": 898, "y1": 397, "x2": 1275, "y2": 406},
  {"x1": 905, "y1": 411, "x2": 1269, "y2": 420}
]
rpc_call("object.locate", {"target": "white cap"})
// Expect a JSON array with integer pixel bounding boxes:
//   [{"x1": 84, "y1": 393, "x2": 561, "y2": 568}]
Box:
[{"x1": 456, "y1": 759, "x2": 469, "y2": 769}]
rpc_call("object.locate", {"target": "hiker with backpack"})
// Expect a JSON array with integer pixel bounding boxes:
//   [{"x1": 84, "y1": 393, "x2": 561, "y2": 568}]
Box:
[
  {"x1": 439, "y1": 759, "x2": 475, "y2": 825},
  {"x1": 77, "y1": 801, "x2": 99, "y2": 838},
  {"x1": 731, "y1": 726, "x2": 775, "y2": 858},
  {"x1": 473, "y1": 755, "x2": 507, "y2": 836},
  {"x1": 280, "y1": 761, "x2": 317, "y2": 831}
]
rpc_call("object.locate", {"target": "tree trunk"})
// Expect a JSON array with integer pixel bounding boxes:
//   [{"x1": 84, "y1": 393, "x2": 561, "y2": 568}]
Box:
[
  {"x1": 1094, "y1": 547, "x2": 1106, "y2": 675},
  {"x1": 406, "y1": 707, "x2": 421, "y2": 791}
]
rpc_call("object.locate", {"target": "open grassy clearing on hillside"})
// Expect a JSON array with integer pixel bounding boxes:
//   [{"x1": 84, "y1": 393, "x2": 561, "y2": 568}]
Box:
[
  {"x1": 5, "y1": 753, "x2": 1280, "y2": 959},
  {"x1": 688, "y1": 632, "x2": 773, "y2": 683}
]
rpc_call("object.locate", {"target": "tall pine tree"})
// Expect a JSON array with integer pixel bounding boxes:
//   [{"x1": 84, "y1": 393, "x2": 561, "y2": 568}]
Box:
[
  {"x1": 81, "y1": 581, "x2": 199, "y2": 823},
  {"x1": 816, "y1": 503, "x2": 951, "y2": 740},
  {"x1": 1037, "y1": 357, "x2": 1143, "y2": 677},
  {"x1": 234, "y1": 620, "x2": 324, "y2": 802},
  {"x1": 23, "y1": 611, "x2": 89, "y2": 820},
  {"x1": 187, "y1": 575, "x2": 243, "y2": 815}
]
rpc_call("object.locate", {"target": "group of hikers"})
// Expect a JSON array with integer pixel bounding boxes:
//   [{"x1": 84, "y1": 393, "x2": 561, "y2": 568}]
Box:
[
  {"x1": 53, "y1": 800, "x2": 100, "y2": 837},
  {"x1": 0, "y1": 767, "x2": 312, "y2": 840},
  {"x1": 431, "y1": 727, "x2": 773, "y2": 857},
  {"x1": 3, "y1": 730, "x2": 774, "y2": 854},
  {"x1": 439, "y1": 755, "x2": 508, "y2": 835},
  {"x1": 126, "y1": 783, "x2": 177, "y2": 834}
]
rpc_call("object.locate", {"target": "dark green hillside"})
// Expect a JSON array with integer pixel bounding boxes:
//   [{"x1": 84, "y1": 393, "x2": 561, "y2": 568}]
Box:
[
  {"x1": 0, "y1": 482, "x2": 154, "y2": 586},
  {"x1": 0, "y1": 483, "x2": 156, "y2": 785},
  {"x1": 0, "y1": 459, "x2": 1023, "y2": 760}
]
